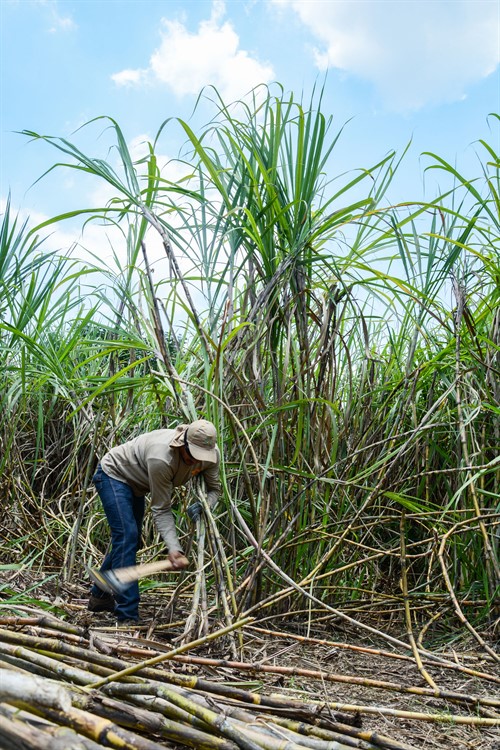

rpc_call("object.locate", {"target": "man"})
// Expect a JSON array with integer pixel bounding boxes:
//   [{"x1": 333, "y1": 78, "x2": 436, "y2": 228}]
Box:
[{"x1": 88, "y1": 419, "x2": 220, "y2": 624}]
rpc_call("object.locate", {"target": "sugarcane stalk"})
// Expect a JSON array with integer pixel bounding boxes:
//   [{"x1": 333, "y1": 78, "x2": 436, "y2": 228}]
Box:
[
  {"x1": 103, "y1": 680, "x2": 358, "y2": 731},
  {"x1": 246, "y1": 625, "x2": 500, "y2": 684},
  {"x1": 0, "y1": 633, "x2": 500, "y2": 736},
  {"x1": 1, "y1": 619, "x2": 494, "y2": 750},
  {"x1": 438, "y1": 515, "x2": 500, "y2": 662},
  {"x1": 0, "y1": 638, "x2": 140, "y2": 690},
  {"x1": 101, "y1": 683, "x2": 312, "y2": 750},
  {"x1": 1, "y1": 666, "x2": 240, "y2": 750},
  {"x1": 201, "y1": 702, "x2": 369, "y2": 750},
  {"x1": 453, "y1": 290, "x2": 500, "y2": 588},
  {"x1": 105, "y1": 685, "x2": 224, "y2": 733},
  {"x1": 182, "y1": 514, "x2": 208, "y2": 643},
  {"x1": 199, "y1": 478, "x2": 239, "y2": 616},
  {"x1": 134, "y1": 681, "x2": 412, "y2": 750},
  {"x1": 0, "y1": 641, "x2": 96, "y2": 684},
  {"x1": 108, "y1": 682, "x2": 338, "y2": 748},
  {"x1": 229, "y1": 497, "x2": 435, "y2": 657},
  {"x1": 0, "y1": 627, "x2": 348, "y2": 727},
  {"x1": 7, "y1": 623, "x2": 496, "y2": 714},
  {"x1": 231, "y1": 721, "x2": 351, "y2": 750},
  {"x1": 0, "y1": 711, "x2": 53, "y2": 750},
  {"x1": 204, "y1": 516, "x2": 238, "y2": 658},
  {"x1": 257, "y1": 714, "x2": 417, "y2": 750},
  {"x1": 0, "y1": 704, "x2": 107, "y2": 750},
  {"x1": 200, "y1": 554, "x2": 210, "y2": 637},
  {"x1": 141, "y1": 239, "x2": 183, "y2": 403},
  {"x1": 416, "y1": 609, "x2": 444, "y2": 649},
  {"x1": 245, "y1": 719, "x2": 386, "y2": 750},
  {"x1": 0, "y1": 613, "x2": 86, "y2": 636},
  {"x1": 0, "y1": 653, "x2": 59, "y2": 681},
  {"x1": 0, "y1": 671, "x2": 171, "y2": 749},
  {"x1": 165, "y1": 654, "x2": 500, "y2": 709},
  {"x1": 110, "y1": 686, "x2": 354, "y2": 750},
  {"x1": 399, "y1": 511, "x2": 438, "y2": 690},
  {"x1": 141, "y1": 209, "x2": 213, "y2": 363},
  {"x1": 0, "y1": 668, "x2": 72, "y2": 711},
  {"x1": 120, "y1": 682, "x2": 273, "y2": 750},
  {"x1": 74, "y1": 691, "x2": 240, "y2": 750},
  {"x1": 248, "y1": 579, "x2": 493, "y2": 675},
  {"x1": 24, "y1": 703, "x2": 173, "y2": 750},
  {"x1": 241, "y1": 699, "x2": 500, "y2": 727},
  {"x1": 87, "y1": 616, "x2": 253, "y2": 689},
  {"x1": 65, "y1": 415, "x2": 103, "y2": 581},
  {"x1": 171, "y1": 474, "x2": 240, "y2": 652},
  {"x1": 140, "y1": 692, "x2": 322, "y2": 750}
]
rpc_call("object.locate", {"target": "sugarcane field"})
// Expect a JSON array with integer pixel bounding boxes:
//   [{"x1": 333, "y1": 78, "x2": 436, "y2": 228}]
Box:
[{"x1": 0, "y1": 86, "x2": 499, "y2": 750}]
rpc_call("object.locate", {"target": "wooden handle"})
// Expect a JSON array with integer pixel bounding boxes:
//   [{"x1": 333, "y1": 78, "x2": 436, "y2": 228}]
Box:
[{"x1": 113, "y1": 556, "x2": 188, "y2": 585}]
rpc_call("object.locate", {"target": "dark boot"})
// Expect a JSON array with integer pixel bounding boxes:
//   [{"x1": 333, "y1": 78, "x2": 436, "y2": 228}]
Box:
[{"x1": 88, "y1": 592, "x2": 115, "y2": 613}]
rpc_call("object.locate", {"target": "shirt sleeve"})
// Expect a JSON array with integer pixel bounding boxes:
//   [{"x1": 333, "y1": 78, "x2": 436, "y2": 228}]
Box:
[
  {"x1": 203, "y1": 454, "x2": 221, "y2": 509},
  {"x1": 147, "y1": 457, "x2": 183, "y2": 553}
]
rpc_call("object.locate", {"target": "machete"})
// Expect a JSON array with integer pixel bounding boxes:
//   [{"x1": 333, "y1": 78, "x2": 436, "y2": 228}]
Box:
[{"x1": 87, "y1": 555, "x2": 189, "y2": 595}]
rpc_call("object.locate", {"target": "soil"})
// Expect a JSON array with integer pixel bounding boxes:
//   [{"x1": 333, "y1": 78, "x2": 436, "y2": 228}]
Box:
[
  {"x1": 1, "y1": 570, "x2": 499, "y2": 750},
  {"x1": 239, "y1": 633, "x2": 500, "y2": 750}
]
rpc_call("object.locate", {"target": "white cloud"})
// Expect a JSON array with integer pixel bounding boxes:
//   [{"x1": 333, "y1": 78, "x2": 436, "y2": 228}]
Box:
[
  {"x1": 111, "y1": 69, "x2": 146, "y2": 87},
  {"x1": 270, "y1": 0, "x2": 500, "y2": 110},
  {"x1": 36, "y1": 0, "x2": 76, "y2": 33},
  {"x1": 112, "y1": 1, "x2": 274, "y2": 102}
]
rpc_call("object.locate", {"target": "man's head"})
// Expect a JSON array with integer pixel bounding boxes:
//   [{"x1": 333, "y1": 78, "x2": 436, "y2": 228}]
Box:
[{"x1": 172, "y1": 419, "x2": 218, "y2": 463}]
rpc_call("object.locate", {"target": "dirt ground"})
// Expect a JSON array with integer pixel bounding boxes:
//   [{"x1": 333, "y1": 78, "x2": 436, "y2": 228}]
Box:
[
  {"x1": 240, "y1": 633, "x2": 500, "y2": 750},
  {"x1": 1, "y1": 571, "x2": 499, "y2": 750},
  {"x1": 76, "y1": 585, "x2": 500, "y2": 750}
]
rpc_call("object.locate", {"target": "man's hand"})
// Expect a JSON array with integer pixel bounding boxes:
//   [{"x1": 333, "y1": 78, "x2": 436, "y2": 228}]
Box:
[
  {"x1": 186, "y1": 501, "x2": 202, "y2": 523},
  {"x1": 168, "y1": 551, "x2": 189, "y2": 570}
]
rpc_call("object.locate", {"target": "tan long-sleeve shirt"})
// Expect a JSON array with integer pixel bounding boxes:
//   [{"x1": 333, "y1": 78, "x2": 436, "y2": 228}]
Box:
[{"x1": 100, "y1": 428, "x2": 221, "y2": 552}]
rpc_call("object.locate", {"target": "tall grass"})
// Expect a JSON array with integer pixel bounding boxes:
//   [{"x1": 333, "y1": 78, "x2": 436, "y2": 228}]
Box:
[{"x1": 1, "y1": 87, "x2": 498, "y2": 640}]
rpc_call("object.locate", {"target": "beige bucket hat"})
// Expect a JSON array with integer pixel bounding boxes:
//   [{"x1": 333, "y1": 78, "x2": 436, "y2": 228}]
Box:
[{"x1": 170, "y1": 419, "x2": 218, "y2": 462}]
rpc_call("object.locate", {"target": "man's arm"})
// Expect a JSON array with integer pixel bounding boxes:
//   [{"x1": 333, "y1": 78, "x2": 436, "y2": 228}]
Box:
[
  {"x1": 203, "y1": 454, "x2": 221, "y2": 509},
  {"x1": 187, "y1": 454, "x2": 221, "y2": 523},
  {"x1": 147, "y1": 457, "x2": 183, "y2": 553}
]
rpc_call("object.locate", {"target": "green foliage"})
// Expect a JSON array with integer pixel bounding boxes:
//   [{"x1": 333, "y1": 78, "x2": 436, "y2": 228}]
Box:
[{"x1": 1, "y1": 86, "x2": 498, "y2": 634}]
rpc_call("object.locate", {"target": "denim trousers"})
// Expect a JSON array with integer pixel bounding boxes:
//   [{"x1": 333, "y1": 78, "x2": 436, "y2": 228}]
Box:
[{"x1": 91, "y1": 464, "x2": 145, "y2": 621}]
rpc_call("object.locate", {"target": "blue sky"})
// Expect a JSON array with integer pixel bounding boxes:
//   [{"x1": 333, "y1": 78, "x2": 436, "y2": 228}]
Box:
[{"x1": 1, "y1": 0, "x2": 499, "y2": 241}]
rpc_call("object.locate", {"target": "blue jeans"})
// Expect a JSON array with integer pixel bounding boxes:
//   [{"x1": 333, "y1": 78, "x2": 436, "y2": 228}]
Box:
[{"x1": 91, "y1": 464, "x2": 145, "y2": 621}]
